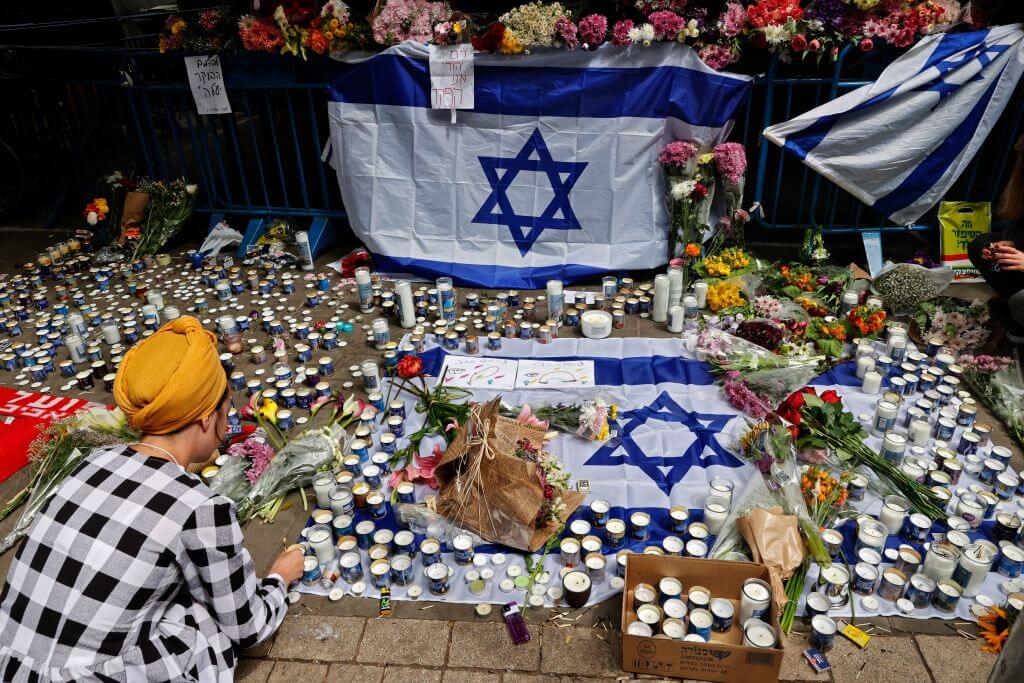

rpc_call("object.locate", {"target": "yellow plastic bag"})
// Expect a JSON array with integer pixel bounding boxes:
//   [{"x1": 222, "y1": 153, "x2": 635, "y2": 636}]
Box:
[{"x1": 939, "y1": 201, "x2": 990, "y2": 283}]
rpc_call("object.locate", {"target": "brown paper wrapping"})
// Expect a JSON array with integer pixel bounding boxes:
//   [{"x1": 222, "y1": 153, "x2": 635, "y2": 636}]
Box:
[
  {"x1": 738, "y1": 507, "x2": 806, "y2": 584},
  {"x1": 121, "y1": 191, "x2": 149, "y2": 228},
  {"x1": 433, "y1": 398, "x2": 585, "y2": 552}
]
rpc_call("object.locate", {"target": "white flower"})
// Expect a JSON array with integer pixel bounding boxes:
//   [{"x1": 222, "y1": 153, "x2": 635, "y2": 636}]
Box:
[
  {"x1": 629, "y1": 23, "x2": 655, "y2": 46},
  {"x1": 762, "y1": 24, "x2": 792, "y2": 45},
  {"x1": 670, "y1": 179, "x2": 697, "y2": 200},
  {"x1": 806, "y1": 19, "x2": 823, "y2": 32},
  {"x1": 86, "y1": 211, "x2": 98, "y2": 226},
  {"x1": 687, "y1": 20, "x2": 698, "y2": 30},
  {"x1": 186, "y1": 184, "x2": 198, "y2": 195}
]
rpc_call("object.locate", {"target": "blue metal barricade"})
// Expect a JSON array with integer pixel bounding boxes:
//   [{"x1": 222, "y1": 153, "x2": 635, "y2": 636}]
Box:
[{"x1": 0, "y1": 42, "x2": 1021, "y2": 243}]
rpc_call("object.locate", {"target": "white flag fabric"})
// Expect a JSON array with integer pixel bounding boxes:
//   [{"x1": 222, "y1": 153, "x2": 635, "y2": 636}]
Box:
[
  {"x1": 328, "y1": 42, "x2": 751, "y2": 287},
  {"x1": 293, "y1": 336, "x2": 1015, "y2": 619},
  {"x1": 763, "y1": 25, "x2": 1024, "y2": 226}
]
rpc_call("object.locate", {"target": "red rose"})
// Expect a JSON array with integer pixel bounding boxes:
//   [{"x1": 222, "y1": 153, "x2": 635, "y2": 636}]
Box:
[
  {"x1": 820, "y1": 389, "x2": 841, "y2": 404},
  {"x1": 808, "y1": 39, "x2": 820, "y2": 52},
  {"x1": 791, "y1": 34, "x2": 807, "y2": 52},
  {"x1": 692, "y1": 183, "x2": 708, "y2": 201},
  {"x1": 859, "y1": 38, "x2": 873, "y2": 52},
  {"x1": 397, "y1": 355, "x2": 424, "y2": 380}
]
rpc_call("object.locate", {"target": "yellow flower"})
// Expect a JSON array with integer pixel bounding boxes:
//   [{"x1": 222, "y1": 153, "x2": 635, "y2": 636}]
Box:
[
  {"x1": 707, "y1": 281, "x2": 745, "y2": 312},
  {"x1": 499, "y1": 31, "x2": 524, "y2": 54},
  {"x1": 609, "y1": 404, "x2": 618, "y2": 420},
  {"x1": 699, "y1": 152, "x2": 714, "y2": 165},
  {"x1": 171, "y1": 19, "x2": 187, "y2": 35}
]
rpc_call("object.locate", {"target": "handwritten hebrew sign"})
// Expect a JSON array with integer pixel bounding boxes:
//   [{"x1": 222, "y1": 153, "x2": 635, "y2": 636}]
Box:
[
  {"x1": 185, "y1": 55, "x2": 232, "y2": 115},
  {"x1": 428, "y1": 44, "x2": 474, "y2": 110}
]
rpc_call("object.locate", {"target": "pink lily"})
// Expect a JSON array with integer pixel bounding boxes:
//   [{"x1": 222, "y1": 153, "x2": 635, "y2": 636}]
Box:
[{"x1": 516, "y1": 404, "x2": 549, "y2": 429}]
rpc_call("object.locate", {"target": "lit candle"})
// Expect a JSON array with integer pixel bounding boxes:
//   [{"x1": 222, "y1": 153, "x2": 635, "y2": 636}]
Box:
[
  {"x1": 702, "y1": 495, "x2": 730, "y2": 535},
  {"x1": 652, "y1": 274, "x2": 670, "y2": 323},
  {"x1": 855, "y1": 355, "x2": 875, "y2": 380},
  {"x1": 693, "y1": 281, "x2": 708, "y2": 309},
  {"x1": 862, "y1": 370, "x2": 882, "y2": 395}
]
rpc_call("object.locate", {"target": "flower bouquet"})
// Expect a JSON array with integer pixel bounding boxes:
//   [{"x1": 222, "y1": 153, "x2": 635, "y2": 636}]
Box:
[
  {"x1": 431, "y1": 398, "x2": 585, "y2": 552},
  {"x1": 500, "y1": 399, "x2": 617, "y2": 441},
  {"x1": 913, "y1": 297, "x2": 990, "y2": 354},
  {"x1": 959, "y1": 355, "x2": 1024, "y2": 448},
  {"x1": 130, "y1": 178, "x2": 198, "y2": 259},
  {"x1": 0, "y1": 407, "x2": 139, "y2": 555},
  {"x1": 846, "y1": 304, "x2": 886, "y2": 339},
  {"x1": 717, "y1": 418, "x2": 832, "y2": 631},
  {"x1": 659, "y1": 140, "x2": 716, "y2": 281},
  {"x1": 801, "y1": 317, "x2": 848, "y2": 359},
  {"x1": 210, "y1": 424, "x2": 348, "y2": 523},
  {"x1": 778, "y1": 387, "x2": 945, "y2": 520}
]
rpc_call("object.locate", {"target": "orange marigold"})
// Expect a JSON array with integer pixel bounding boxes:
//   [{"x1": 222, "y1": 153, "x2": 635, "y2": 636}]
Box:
[{"x1": 685, "y1": 243, "x2": 700, "y2": 257}]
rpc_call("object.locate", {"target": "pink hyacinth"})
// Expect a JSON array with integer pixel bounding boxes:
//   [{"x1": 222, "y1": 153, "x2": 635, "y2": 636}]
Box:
[
  {"x1": 713, "y1": 142, "x2": 747, "y2": 184},
  {"x1": 719, "y1": 1, "x2": 748, "y2": 38},
  {"x1": 658, "y1": 140, "x2": 699, "y2": 169},
  {"x1": 699, "y1": 43, "x2": 738, "y2": 71},
  {"x1": 648, "y1": 10, "x2": 685, "y2": 40},
  {"x1": 611, "y1": 19, "x2": 634, "y2": 46},
  {"x1": 578, "y1": 14, "x2": 608, "y2": 47},
  {"x1": 723, "y1": 376, "x2": 770, "y2": 420},
  {"x1": 228, "y1": 439, "x2": 276, "y2": 485},
  {"x1": 554, "y1": 16, "x2": 579, "y2": 49}
]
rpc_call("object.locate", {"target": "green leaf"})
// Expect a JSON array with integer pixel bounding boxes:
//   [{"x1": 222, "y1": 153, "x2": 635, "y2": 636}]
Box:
[
  {"x1": 803, "y1": 393, "x2": 824, "y2": 409},
  {"x1": 781, "y1": 285, "x2": 802, "y2": 300},
  {"x1": 816, "y1": 338, "x2": 844, "y2": 358}
]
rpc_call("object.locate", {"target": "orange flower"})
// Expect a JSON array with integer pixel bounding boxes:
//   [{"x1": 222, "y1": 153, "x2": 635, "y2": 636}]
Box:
[
  {"x1": 979, "y1": 606, "x2": 1009, "y2": 654},
  {"x1": 685, "y1": 243, "x2": 700, "y2": 257}
]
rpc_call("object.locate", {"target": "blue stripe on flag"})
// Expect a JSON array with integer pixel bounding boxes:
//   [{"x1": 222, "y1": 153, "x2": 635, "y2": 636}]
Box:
[
  {"x1": 872, "y1": 74, "x2": 1001, "y2": 218},
  {"x1": 373, "y1": 253, "x2": 608, "y2": 289},
  {"x1": 329, "y1": 54, "x2": 751, "y2": 128}
]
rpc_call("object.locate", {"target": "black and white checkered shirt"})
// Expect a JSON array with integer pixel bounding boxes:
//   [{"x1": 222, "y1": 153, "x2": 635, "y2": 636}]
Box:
[{"x1": 0, "y1": 445, "x2": 287, "y2": 682}]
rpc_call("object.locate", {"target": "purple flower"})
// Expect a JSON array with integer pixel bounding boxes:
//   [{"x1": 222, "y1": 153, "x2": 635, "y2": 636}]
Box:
[
  {"x1": 658, "y1": 140, "x2": 699, "y2": 169},
  {"x1": 554, "y1": 17, "x2": 579, "y2": 49},
  {"x1": 804, "y1": 0, "x2": 846, "y2": 31},
  {"x1": 611, "y1": 19, "x2": 634, "y2": 46},
  {"x1": 712, "y1": 142, "x2": 747, "y2": 184}
]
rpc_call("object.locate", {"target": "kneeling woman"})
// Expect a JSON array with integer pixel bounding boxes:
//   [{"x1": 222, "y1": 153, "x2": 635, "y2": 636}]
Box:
[{"x1": 0, "y1": 317, "x2": 302, "y2": 681}]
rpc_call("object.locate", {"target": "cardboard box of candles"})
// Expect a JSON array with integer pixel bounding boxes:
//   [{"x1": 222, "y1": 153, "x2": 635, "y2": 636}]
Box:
[{"x1": 620, "y1": 554, "x2": 784, "y2": 682}]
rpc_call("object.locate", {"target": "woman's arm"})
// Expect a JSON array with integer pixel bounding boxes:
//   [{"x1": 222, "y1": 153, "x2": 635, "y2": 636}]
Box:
[{"x1": 178, "y1": 500, "x2": 289, "y2": 649}]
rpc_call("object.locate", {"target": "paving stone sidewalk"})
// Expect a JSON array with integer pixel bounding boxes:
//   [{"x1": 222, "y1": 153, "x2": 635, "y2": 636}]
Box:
[{"x1": 237, "y1": 612, "x2": 997, "y2": 683}]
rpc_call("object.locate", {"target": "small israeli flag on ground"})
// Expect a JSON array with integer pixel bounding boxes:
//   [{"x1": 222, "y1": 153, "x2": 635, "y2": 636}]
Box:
[
  {"x1": 764, "y1": 25, "x2": 1024, "y2": 226},
  {"x1": 328, "y1": 42, "x2": 751, "y2": 287}
]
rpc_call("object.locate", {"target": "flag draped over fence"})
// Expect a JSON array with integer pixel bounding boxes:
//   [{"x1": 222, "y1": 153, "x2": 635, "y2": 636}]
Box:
[
  {"x1": 764, "y1": 25, "x2": 1024, "y2": 226},
  {"x1": 328, "y1": 42, "x2": 751, "y2": 288}
]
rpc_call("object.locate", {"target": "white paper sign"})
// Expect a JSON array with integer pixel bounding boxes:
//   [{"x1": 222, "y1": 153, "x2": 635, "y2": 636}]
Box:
[
  {"x1": 185, "y1": 55, "x2": 232, "y2": 115},
  {"x1": 428, "y1": 44, "x2": 474, "y2": 110},
  {"x1": 515, "y1": 360, "x2": 595, "y2": 389},
  {"x1": 439, "y1": 356, "x2": 518, "y2": 390}
]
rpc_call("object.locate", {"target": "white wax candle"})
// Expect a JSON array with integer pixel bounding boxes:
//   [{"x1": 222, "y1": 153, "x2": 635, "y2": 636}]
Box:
[
  {"x1": 652, "y1": 274, "x2": 670, "y2": 323},
  {"x1": 667, "y1": 305, "x2": 685, "y2": 333},
  {"x1": 395, "y1": 280, "x2": 416, "y2": 328},
  {"x1": 855, "y1": 355, "x2": 875, "y2": 379},
  {"x1": 101, "y1": 323, "x2": 120, "y2": 345},
  {"x1": 702, "y1": 496, "x2": 730, "y2": 535},
  {"x1": 693, "y1": 281, "x2": 708, "y2": 309},
  {"x1": 910, "y1": 419, "x2": 931, "y2": 446},
  {"x1": 862, "y1": 370, "x2": 882, "y2": 395},
  {"x1": 547, "y1": 279, "x2": 564, "y2": 320},
  {"x1": 878, "y1": 496, "x2": 908, "y2": 534},
  {"x1": 668, "y1": 267, "x2": 684, "y2": 306}
]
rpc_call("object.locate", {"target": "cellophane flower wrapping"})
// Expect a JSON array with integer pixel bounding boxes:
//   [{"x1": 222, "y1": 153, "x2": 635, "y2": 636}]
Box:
[
  {"x1": 963, "y1": 364, "x2": 1024, "y2": 447},
  {"x1": 231, "y1": 424, "x2": 349, "y2": 522},
  {"x1": 501, "y1": 399, "x2": 616, "y2": 441},
  {"x1": 714, "y1": 419, "x2": 830, "y2": 564}
]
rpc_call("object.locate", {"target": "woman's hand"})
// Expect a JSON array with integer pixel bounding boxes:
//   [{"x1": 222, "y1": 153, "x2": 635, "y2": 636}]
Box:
[
  {"x1": 983, "y1": 240, "x2": 1016, "y2": 260},
  {"x1": 269, "y1": 547, "x2": 305, "y2": 585},
  {"x1": 995, "y1": 246, "x2": 1024, "y2": 271}
]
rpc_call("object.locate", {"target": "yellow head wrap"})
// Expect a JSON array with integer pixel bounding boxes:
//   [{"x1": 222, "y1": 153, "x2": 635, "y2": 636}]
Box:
[{"x1": 113, "y1": 316, "x2": 227, "y2": 435}]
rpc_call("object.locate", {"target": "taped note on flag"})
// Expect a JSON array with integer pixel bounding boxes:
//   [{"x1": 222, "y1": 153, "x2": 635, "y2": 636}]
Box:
[
  {"x1": 516, "y1": 360, "x2": 594, "y2": 389},
  {"x1": 429, "y1": 44, "x2": 474, "y2": 110},
  {"x1": 439, "y1": 356, "x2": 517, "y2": 389}
]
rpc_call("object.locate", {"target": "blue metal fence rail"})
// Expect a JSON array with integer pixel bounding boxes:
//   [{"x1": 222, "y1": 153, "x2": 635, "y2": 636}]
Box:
[{"x1": 1, "y1": 44, "x2": 1022, "y2": 244}]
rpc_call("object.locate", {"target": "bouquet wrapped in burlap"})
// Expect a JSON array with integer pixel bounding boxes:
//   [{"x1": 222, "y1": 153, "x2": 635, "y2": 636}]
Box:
[{"x1": 433, "y1": 398, "x2": 585, "y2": 552}]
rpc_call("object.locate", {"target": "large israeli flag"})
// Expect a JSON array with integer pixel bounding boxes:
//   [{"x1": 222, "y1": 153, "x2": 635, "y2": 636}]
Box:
[
  {"x1": 764, "y1": 25, "x2": 1024, "y2": 226},
  {"x1": 327, "y1": 42, "x2": 751, "y2": 288}
]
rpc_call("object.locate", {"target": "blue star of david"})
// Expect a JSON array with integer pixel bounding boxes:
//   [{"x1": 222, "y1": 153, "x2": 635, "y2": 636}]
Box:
[
  {"x1": 584, "y1": 391, "x2": 741, "y2": 495},
  {"x1": 915, "y1": 42, "x2": 1010, "y2": 106},
  {"x1": 472, "y1": 128, "x2": 588, "y2": 256}
]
